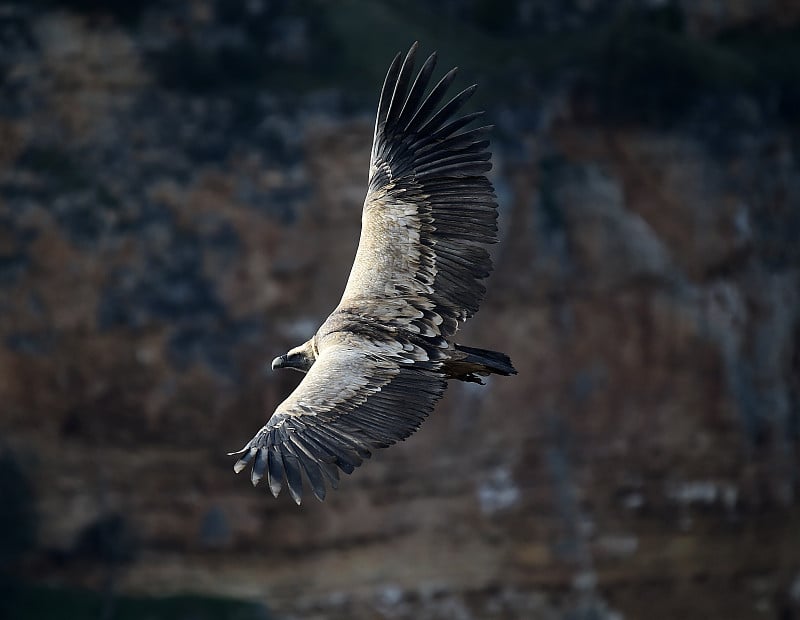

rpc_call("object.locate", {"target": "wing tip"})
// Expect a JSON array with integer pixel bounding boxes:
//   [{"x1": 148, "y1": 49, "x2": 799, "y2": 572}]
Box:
[
  {"x1": 288, "y1": 486, "x2": 303, "y2": 505},
  {"x1": 268, "y1": 479, "x2": 282, "y2": 498},
  {"x1": 232, "y1": 445, "x2": 255, "y2": 474},
  {"x1": 227, "y1": 443, "x2": 250, "y2": 457},
  {"x1": 312, "y1": 486, "x2": 327, "y2": 502}
]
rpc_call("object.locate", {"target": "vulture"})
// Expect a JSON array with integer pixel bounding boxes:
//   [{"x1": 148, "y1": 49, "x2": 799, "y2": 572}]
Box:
[{"x1": 230, "y1": 42, "x2": 516, "y2": 504}]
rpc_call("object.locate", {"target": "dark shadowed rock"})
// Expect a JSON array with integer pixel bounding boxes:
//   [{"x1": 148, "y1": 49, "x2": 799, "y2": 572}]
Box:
[{"x1": 0, "y1": 3, "x2": 798, "y2": 620}]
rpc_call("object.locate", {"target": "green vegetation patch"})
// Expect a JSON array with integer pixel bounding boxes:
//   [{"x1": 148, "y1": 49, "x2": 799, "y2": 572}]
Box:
[{"x1": 3, "y1": 584, "x2": 270, "y2": 620}]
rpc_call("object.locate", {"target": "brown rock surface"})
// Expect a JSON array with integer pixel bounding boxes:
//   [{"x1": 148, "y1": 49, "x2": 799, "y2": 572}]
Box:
[{"x1": 0, "y1": 2, "x2": 798, "y2": 619}]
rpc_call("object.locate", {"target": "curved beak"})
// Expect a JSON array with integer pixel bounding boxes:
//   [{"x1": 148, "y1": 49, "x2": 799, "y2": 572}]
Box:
[{"x1": 269, "y1": 347, "x2": 313, "y2": 374}]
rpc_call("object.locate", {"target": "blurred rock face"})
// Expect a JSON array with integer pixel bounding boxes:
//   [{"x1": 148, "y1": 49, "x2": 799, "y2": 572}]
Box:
[{"x1": 1, "y1": 2, "x2": 799, "y2": 619}]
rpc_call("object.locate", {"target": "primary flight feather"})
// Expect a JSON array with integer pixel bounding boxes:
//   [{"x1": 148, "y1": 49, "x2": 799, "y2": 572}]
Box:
[{"x1": 230, "y1": 42, "x2": 516, "y2": 504}]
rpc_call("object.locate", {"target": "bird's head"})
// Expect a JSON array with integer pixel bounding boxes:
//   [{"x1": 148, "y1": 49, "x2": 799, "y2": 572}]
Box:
[{"x1": 271, "y1": 338, "x2": 316, "y2": 374}]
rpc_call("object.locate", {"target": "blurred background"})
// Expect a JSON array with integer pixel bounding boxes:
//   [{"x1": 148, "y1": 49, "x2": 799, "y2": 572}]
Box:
[{"x1": 1, "y1": 0, "x2": 799, "y2": 618}]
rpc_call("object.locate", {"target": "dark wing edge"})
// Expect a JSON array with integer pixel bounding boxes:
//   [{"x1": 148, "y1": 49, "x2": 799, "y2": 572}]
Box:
[
  {"x1": 369, "y1": 42, "x2": 499, "y2": 335},
  {"x1": 230, "y1": 350, "x2": 446, "y2": 505}
]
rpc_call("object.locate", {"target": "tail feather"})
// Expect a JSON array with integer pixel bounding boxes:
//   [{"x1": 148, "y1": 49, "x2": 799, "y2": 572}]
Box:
[{"x1": 452, "y1": 344, "x2": 517, "y2": 378}]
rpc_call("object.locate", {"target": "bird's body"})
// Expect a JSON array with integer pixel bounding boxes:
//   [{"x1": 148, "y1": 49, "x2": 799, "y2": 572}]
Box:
[{"x1": 231, "y1": 43, "x2": 516, "y2": 504}]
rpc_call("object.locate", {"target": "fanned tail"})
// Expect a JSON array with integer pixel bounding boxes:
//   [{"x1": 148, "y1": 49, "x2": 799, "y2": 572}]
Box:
[{"x1": 443, "y1": 344, "x2": 517, "y2": 383}]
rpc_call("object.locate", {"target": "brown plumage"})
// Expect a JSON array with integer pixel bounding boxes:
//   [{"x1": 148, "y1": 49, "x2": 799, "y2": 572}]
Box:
[{"x1": 230, "y1": 42, "x2": 516, "y2": 504}]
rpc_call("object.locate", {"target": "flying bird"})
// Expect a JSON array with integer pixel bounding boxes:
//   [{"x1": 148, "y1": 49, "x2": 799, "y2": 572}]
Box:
[{"x1": 231, "y1": 42, "x2": 516, "y2": 504}]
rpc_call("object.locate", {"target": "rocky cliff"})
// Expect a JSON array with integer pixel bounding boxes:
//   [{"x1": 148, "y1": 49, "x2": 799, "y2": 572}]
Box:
[{"x1": 1, "y1": 1, "x2": 799, "y2": 619}]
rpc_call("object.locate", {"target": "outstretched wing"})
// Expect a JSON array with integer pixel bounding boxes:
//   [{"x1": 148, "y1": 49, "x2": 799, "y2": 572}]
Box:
[
  {"x1": 231, "y1": 335, "x2": 446, "y2": 504},
  {"x1": 338, "y1": 42, "x2": 498, "y2": 337}
]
